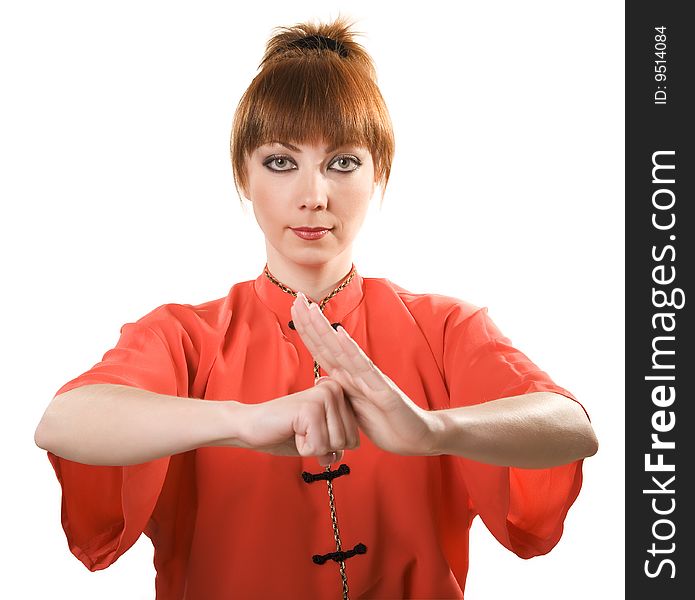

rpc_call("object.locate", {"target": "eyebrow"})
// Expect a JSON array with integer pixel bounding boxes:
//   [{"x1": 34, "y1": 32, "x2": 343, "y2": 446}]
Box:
[{"x1": 268, "y1": 141, "x2": 348, "y2": 153}]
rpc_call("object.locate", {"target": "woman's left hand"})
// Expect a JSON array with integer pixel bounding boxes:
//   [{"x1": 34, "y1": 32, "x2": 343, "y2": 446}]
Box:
[{"x1": 290, "y1": 292, "x2": 440, "y2": 456}]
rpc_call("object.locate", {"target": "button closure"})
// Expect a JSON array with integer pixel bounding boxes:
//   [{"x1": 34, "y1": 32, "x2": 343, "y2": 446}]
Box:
[{"x1": 288, "y1": 320, "x2": 341, "y2": 331}]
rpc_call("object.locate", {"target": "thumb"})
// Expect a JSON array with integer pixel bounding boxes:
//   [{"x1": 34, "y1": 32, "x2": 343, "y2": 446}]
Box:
[
  {"x1": 318, "y1": 450, "x2": 343, "y2": 467},
  {"x1": 314, "y1": 375, "x2": 331, "y2": 386}
]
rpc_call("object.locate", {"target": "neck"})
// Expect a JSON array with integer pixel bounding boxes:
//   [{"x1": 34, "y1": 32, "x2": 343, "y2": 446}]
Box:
[{"x1": 265, "y1": 248, "x2": 354, "y2": 303}]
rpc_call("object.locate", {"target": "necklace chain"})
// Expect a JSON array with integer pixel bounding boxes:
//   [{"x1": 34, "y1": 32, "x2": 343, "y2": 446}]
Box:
[
  {"x1": 263, "y1": 264, "x2": 356, "y2": 600},
  {"x1": 263, "y1": 264, "x2": 356, "y2": 309}
]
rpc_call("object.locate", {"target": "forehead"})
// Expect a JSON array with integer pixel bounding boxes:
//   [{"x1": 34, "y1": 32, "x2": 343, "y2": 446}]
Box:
[{"x1": 253, "y1": 139, "x2": 371, "y2": 154}]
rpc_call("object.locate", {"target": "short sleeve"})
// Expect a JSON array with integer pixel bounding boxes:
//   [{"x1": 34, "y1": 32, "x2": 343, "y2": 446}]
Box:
[
  {"x1": 442, "y1": 305, "x2": 587, "y2": 559},
  {"x1": 47, "y1": 311, "x2": 184, "y2": 571}
]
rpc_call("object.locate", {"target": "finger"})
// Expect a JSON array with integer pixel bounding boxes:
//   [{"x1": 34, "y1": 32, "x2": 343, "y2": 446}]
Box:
[
  {"x1": 302, "y1": 301, "x2": 358, "y2": 376},
  {"x1": 290, "y1": 296, "x2": 321, "y2": 356},
  {"x1": 291, "y1": 295, "x2": 334, "y2": 360},
  {"x1": 295, "y1": 404, "x2": 331, "y2": 459},
  {"x1": 310, "y1": 380, "x2": 359, "y2": 452},
  {"x1": 323, "y1": 386, "x2": 348, "y2": 453},
  {"x1": 293, "y1": 295, "x2": 389, "y2": 397},
  {"x1": 334, "y1": 326, "x2": 390, "y2": 392},
  {"x1": 318, "y1": 450, "x2": 343, "y2": 467},
  {"x1": 315, "y1": 377, "x2": 350, "y2": 452},
  {"x1": 291, "y1": 296, "x2": 344, "y2": 372},
  {"x1": 297, "y1": 298, "x2": 388, "y2": 397},
  {"x1": 335, "y1": 391, "x2": 360, "y2": 449}
]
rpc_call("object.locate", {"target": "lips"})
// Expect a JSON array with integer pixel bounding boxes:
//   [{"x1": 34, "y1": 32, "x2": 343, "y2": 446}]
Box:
[{"x1": 291, "y1": 227, "x2": 331, "y2": 241}]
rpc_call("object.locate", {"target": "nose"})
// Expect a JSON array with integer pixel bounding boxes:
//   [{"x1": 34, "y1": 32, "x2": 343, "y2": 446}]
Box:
[{"x1": 297, "y1": 167, "x2": 328, "y2": 210}]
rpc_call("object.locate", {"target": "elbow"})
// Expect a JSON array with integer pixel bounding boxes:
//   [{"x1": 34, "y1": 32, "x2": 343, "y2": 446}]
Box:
[
  {"x1": 572, "y1": 416, "x2": 599, "y2": 460},
  {"x1": 555, "y1": 393, "x2": 599, "y2": 461},
  {"x1": 579, "y1": 426, "x2": 598, "y2": 458},
  {"x1": 34, "y1": 396, "x2": 63, "y2": 452},
  {"x1": 34, "y1": 411, "x2": 55, "y2": 452},
  {"x1": 34, "y1": 418, "x2": 50, "y2": 451},
  {"x1": 583, "y1": 428, "x2": 599, "y2": 459},
  {"x1": 578, "y1": 407, "x2": 599, "y2": 459}
]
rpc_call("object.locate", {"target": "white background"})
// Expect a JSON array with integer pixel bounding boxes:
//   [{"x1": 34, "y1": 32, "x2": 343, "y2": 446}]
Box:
[{"x1": 1, "y1": 1, "x2": 624, "y2": 598}]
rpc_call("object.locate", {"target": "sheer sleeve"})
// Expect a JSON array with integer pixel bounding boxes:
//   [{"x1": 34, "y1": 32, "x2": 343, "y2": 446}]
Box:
[
  {"x1": 442, "y1": 305, "x2": 587, "y2": 559},
  {"x1": 47, "y1": 310, "x2": 186, "y2": 571}
]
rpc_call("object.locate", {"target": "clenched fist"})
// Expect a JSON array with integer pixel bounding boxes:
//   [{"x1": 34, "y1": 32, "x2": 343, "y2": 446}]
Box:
[{"x1": 234, "y1": 376, "x2": 360, "y2": 466}]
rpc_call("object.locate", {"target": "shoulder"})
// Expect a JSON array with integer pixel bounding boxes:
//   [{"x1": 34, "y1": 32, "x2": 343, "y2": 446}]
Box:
[
  {"x1": 129, "y1": 279, "x2": 255, "y2": 336},
  {"x1": 363, "y1": 275, "x2": 482, "y2": 323}
]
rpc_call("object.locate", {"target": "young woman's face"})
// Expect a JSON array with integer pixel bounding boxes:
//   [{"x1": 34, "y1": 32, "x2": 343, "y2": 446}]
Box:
[{"x1": 244, "y1": 140, "x2": 376, "y2": 269}]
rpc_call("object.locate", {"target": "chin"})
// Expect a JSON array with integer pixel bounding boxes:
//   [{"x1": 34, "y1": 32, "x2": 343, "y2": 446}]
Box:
[
  {"x1": 270, "y1": 233, "x2": 346, "y2": 265},
  {"x1": 282, "y1": 246, "x2": 341, "y2": 267},
  {"x1": 289, "y1": 253, "x2": 335, "y2": 267}
]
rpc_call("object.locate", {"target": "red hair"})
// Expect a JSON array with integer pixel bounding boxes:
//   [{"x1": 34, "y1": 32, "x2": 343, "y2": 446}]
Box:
[{"x1": 230, "y1": 16, "x2": 395, "y2": 201}]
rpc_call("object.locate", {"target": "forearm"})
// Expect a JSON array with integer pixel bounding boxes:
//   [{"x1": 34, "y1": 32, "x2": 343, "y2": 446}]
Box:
[
  {"x1": 428, "y1": 392, "x2": 598, "y2": 468},
  {"x1": 35, "y1": 383, "x2": 242, "y2": 466}
]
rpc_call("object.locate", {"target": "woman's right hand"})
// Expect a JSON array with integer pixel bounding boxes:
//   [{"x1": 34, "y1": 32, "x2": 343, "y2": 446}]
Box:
[{"x1": 231, "y1": 377, "x2": 360, "y2": 466}]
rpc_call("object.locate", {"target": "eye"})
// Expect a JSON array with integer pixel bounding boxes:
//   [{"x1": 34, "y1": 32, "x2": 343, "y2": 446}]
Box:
[
  {"x1": 329, "y1": 155, "x2": 362, "y2": 173},
  {"x1": 263, "y1": 155, "x2": 297, "y2": 172}
]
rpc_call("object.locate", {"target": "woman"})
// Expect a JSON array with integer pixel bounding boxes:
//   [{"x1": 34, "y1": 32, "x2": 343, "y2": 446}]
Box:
[{"x1": 35, "y1": 17, "x2": 598, "y2": 600}]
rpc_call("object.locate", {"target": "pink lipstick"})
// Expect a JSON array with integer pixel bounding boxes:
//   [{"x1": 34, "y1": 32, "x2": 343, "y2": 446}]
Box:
[{"x1": 291, "y1": 227, "x2": 331, "y2": 240}]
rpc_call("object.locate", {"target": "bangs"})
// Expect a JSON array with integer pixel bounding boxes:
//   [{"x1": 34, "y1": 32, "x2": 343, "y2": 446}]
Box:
[{"x1": 244, "y1": 59, "x2": 382, "y2": 149}]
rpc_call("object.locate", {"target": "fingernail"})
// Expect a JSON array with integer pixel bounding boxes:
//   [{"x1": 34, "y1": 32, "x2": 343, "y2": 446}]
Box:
[{"x1": 318, "y1": 452, "x2": 336, "y2": 467}]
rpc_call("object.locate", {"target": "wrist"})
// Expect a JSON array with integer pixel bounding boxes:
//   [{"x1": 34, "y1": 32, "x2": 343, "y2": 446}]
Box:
[
  {"x1": 216, "y1": 400, "x2": 252, "y2": 448},
  {"x1": 422, "y1": 408, "x2": 469, "y2": 457},
  {"x1": 420, "y1": 408, "x2": 450, "y2": 456}
]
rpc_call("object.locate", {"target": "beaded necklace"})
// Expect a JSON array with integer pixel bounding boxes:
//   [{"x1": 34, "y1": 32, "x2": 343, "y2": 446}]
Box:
[{"x1": 263, "y1": 264, "x2": 365, "y2": 600}]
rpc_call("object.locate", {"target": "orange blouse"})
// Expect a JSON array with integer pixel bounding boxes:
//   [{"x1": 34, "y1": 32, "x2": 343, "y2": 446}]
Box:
[{"x1": 47, "y1": 265, "x2": 586, "y2": 599}]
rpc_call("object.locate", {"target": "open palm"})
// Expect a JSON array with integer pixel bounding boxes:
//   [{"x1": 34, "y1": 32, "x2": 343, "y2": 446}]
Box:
[{"x1": 290, "y1": 292, "x2": 437, "y2": 455}]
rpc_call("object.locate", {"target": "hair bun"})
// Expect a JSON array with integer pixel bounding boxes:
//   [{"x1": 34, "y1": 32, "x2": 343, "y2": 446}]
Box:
[
  {"x1": 289, "y1": 34, "x2": 348, "y2": 58},
  {"x1": 259, "y1": 16, "x2": 375, "y2": 79}
]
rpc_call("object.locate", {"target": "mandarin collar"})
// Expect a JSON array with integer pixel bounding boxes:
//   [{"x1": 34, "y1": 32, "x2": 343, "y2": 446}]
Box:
[{"x1": 253, "y1": 263, "x2": 364, "y2": 326}]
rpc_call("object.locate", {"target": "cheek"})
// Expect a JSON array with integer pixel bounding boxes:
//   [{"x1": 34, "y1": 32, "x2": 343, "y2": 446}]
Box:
[
  {"x1": 340, "y1": 179, "x2": 374, "y2": 220},
  {"x1": 246, "y1": 160, "x2": 285, "y2": 200},
  {"x1": 249, "y1": 189, "x2": 279, "y2": 233},
  {"x1": 249, "y1": 179, "x2": 286, "y2": 220}
]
